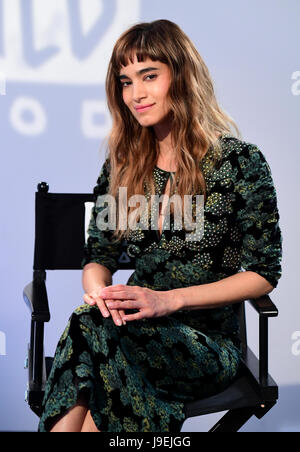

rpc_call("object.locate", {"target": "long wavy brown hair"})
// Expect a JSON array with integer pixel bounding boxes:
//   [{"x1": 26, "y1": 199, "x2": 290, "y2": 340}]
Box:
[{"x1": 104, "y1": 19, "x2": 241, "y2": 240}]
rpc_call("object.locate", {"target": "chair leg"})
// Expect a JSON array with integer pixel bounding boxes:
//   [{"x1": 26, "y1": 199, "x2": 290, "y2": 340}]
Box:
[{"x1": 209, "y1": 407, "x2": 255, "y2": 432}]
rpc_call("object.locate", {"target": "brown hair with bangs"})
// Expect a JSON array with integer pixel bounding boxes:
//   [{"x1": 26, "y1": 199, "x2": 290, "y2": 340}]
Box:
[{"x1": 104, "y1": 19, "x2": 241, "y2": 240}]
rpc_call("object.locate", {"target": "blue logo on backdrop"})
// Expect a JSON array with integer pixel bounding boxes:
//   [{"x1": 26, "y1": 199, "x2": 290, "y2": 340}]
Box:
[
  {"x1": 16, "y1": 0, "x2": 116, "y2": 67},
  {"x1": 0, "y1": 0, "x2": 140, "y2": 138}
]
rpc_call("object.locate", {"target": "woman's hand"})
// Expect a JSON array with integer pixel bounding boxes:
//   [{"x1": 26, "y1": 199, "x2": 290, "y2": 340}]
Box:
[
  {"x1": 83, "y1": 287, "x2": 126, "y2": 326},
  {"x1": 99, "y1": 284, "x2": 180, "y2": 322}
]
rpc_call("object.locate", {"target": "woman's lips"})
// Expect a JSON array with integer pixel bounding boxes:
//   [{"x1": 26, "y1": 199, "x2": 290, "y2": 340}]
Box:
[{"x1": 135, "y1": 103, "x2": 155, "y2": 112}]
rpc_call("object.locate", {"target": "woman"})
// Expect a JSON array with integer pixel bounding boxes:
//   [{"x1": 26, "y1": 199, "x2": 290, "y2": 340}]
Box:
[{"x1": 38, "y1": 19, "x2": 282, "y2": 432}]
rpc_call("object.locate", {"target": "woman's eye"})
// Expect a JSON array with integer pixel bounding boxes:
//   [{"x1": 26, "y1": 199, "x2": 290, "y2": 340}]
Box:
[
  {"x1": 121, "y1": 74, "x2": 156, "y2": 88},
  {"x1": 145, "y1": 74, "x2": 157, "y2": 81},
  {"x1": 121, "y1": 81, "x2": 131, "y2": 87}
]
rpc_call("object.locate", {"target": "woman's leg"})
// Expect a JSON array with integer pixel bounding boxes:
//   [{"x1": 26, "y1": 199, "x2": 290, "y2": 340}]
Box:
[
  {"x1": 81, "y1": 410, "x2": 101, "y2": 432},
  {"x1": 50, "y1": 396, "x2": 88, "y2": 432}
]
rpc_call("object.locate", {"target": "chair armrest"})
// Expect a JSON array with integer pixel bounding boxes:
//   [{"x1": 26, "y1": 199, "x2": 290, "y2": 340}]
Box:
[
  {"x1": 23, "y1": 270, "x2": 50, "y2": 322},
  {"x1": 23, "y1": 270, "x2": 49, "y2": 414},
  {"x1": 248, "y1": 294, "x2": 278, "y2": 317},
  {"x1": 246, "y1": 294, "x2": 278, "y2": 386}
]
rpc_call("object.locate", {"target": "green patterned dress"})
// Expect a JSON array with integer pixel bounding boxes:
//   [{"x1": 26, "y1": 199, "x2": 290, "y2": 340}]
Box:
[{"x1": 38, "y1": 134, "x2": 282, "y2": 432}]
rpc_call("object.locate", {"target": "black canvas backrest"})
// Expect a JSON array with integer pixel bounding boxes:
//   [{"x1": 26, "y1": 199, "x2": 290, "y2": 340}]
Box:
[{"x1": 33, "y1": 183, "x2": 134, "y2": 271}]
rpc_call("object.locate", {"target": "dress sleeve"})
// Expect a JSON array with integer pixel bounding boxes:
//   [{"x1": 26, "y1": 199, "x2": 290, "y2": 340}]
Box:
[
  {"x1": 234, "y1": 144, "x2": 283, "y2": 288},
  {"x1": 81, "y1": 158, "x2": 123, "y2": 275}
]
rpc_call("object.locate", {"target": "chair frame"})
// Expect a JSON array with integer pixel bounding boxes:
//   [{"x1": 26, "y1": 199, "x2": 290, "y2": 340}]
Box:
[{"x1": 23, "y1": 182, "x2": 279, "y2": 432}]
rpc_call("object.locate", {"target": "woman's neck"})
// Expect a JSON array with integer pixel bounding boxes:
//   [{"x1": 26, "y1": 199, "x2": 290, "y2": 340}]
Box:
[{"x1": 156, "y1": 140, "x2": 177, "y2": 172}]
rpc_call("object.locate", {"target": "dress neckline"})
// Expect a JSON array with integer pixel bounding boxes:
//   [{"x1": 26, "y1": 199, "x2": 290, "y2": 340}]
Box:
[{"x1": 154, "y1": 165, "x2": 176, "y2": 174}]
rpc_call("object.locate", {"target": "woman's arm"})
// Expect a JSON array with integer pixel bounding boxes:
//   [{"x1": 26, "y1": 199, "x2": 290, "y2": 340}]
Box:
[
  {"x1": 99, "y1": 271, "x2": 273, "y2": 321},
  {"x1": 82, "y1": 262, "x2": 112, "y2": 293},
  {"x1": 170, "y1": 144, "x2": 282, "y2": 313},
  {"x1": 80, "y1": 159, "x2": 127, "y2": 326},
  {"x1": 171, "y1": 270, "x2": 273, "y2": 311},
  {"x1": 82, "y1": 262, "x2": 127, "y2": 326}
]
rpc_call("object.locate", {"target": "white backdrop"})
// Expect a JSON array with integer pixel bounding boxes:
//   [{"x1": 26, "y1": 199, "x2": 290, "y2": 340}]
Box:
[{"x1": 0, "y1": 0, "x2": 299, "y2": 432}]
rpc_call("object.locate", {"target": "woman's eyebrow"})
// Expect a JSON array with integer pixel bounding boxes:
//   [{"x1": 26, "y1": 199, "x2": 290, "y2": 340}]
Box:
[{"x1": 118, "y1": 67, "x2": 159, "y2": 80}]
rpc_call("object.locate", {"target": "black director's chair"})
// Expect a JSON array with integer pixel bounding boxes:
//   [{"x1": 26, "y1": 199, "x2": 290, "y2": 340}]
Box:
[{"x1": 23, "y1": 182, "x2": 279, "y2": 432}]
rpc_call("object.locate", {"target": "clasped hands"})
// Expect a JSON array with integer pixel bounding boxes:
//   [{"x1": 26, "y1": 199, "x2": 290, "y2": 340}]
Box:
[{"x1": 83, "y1": 284, "x2": 178, "y2": 326}]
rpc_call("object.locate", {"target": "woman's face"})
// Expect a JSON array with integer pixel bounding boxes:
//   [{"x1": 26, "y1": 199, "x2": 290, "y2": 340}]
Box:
[{"x1": 119, "y1": 55, "x2": 172, "y2": 129}]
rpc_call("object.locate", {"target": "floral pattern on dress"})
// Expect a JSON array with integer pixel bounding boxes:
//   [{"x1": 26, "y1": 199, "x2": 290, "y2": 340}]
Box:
[{"x1": 38, "y1": 135, "x2": 282, "y2": 432}]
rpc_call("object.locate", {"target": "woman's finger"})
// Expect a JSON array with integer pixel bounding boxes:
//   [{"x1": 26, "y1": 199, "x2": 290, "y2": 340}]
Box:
[
  {"x1": 106, "y1": 300, "x2": 138, "y2": 311},
  {"x1": 100, "y1": 287, "x2": 137, "y2": 300},
  {"x1": 85, "y1": 291, "x2": 126, "y2": 326},
  {"x1": 118, "y1": 308, "x2": 127, "y2": 325},
  {"x1": 85, "y1": 292, "x2": 111, "y2": 318},
  {"x1": 83, "y1": 293, "x2": 96, "y2": 306},
  {"x1": 94, "y1": 296, "x2": 126, "y2": 326},
  {"x1": 106, "y1": 299, "x2": 125, "y2": 326},
  {"x1": 122, "y1": 311, "x2": 144, "y2": 322}
]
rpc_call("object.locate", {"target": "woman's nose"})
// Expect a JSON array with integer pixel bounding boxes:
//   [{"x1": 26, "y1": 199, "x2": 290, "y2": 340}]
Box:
[{"x1": 132, "y1": 80, "x2": 147, "y2": 102}]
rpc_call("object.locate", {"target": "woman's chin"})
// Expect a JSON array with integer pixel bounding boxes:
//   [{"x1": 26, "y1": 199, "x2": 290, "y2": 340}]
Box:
[{"x1": 136, "y1": 117, "x2": 157, "y2": 127}]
